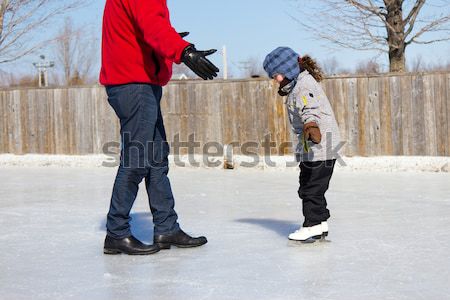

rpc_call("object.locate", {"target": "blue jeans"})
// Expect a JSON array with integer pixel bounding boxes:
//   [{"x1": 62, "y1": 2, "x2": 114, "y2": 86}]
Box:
[{"x1": 105, "y1": 84, "x2": 179, "y2": 238}]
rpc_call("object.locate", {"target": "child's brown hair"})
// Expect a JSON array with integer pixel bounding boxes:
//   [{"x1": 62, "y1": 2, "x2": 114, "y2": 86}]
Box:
[{"x1": 299, "y1": 55, "x2": 324, "y2": 82}]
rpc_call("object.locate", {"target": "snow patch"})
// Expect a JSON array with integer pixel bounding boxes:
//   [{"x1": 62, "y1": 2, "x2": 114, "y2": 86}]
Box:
[{"x1": 0, "y1": 154, "x2": 448, "y2": 172}]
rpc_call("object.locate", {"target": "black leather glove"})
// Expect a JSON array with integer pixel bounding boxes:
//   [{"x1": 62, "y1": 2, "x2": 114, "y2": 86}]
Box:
[
  {"x1": 182, "y1": 45, "x2": 219, "y2": 80},
  {"x1": 178, "y1": 32, "x2": 189, "y2": 38}
]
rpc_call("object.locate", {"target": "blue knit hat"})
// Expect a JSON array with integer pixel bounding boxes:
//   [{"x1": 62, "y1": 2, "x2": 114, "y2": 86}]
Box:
[{"x1": 263, "y1": 47, "x2": 301, "y2": 80}]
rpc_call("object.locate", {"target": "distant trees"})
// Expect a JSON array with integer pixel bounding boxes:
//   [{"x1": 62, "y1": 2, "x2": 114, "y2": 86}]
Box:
[
  {"x1": 292, "y1": 0, "x2": 450, "y2": 72},
  {"x1": 0, "y1": 72, "x2": 38, "y2": 87},
  {"x1": 0, "y1": 0, "x2": 88, "y2": 64},
  {"x1": 0, "y1": 15, "x2": 99, "y2": 88},
  {"x1": 321, "y1": 57, "x2": 341, "y2": 76},
  {"x1": 53, "y1": 18, "x2": 98, "y2": 86},
  {"x1": 319, "y1": 56, "x2": 381, "y2": 75},
  {"x1": 355, "y1": 60, "x2": 381, "y2": 74},
  {"x1": 237, "y1": 56, "x2": 265, "y2": 78},
  {"x1": 408, "y1": 55, "x2": 450, "y2": 72}
]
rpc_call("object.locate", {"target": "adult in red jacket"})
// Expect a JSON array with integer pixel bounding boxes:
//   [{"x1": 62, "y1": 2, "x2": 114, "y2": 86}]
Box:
[{"x1": 101, "y1": 0, "x2": 219, "y2": 255}]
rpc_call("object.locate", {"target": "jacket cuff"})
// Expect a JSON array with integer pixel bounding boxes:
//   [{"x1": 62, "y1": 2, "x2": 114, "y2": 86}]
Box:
[
  {"x1": 174, "y1": 40, "x2": 191, "y2": 64},
  {"x1": 303, "y1": 116, "x2": 320, "y2": 126}
]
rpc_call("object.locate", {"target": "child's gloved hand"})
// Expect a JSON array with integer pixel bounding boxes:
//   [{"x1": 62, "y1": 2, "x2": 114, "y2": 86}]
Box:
[{"x1": 303, "y1": 122, "x2": 322, "y2": 144}]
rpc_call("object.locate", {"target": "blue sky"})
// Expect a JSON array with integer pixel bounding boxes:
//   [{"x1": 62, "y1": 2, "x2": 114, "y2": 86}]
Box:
[{"x1": 6, "y1": 0, "x2": 450, "y2": 78}]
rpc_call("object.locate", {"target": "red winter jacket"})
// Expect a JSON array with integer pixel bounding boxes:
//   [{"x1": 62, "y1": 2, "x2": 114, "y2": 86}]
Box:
[{"x1": 99, "y1": 0, "x2": 190, "y2": 86}]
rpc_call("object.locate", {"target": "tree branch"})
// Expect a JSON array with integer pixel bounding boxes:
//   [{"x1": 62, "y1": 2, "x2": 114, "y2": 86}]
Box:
[
  {"x1": 403, "y1": 0, "x2": 426, "y2": 38},
  {"x1": 408, "y1": 36, "x2": 450, "y2": 44},
  {"x1": 406, "y1": 14, "x2": 450, "y2": 45},
  {"x1": 347, "y1": 0, "x2": 398, "y2": 34},
  {"x1": 0, "y1": 0, "x2": 89, "y2": 64}
]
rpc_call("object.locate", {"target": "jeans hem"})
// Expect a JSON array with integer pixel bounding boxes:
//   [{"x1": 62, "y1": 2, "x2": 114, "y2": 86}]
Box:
[
  {"x1": 153, "y1": 225, "x2": 181, "y2": 236},
  {"x1": 106, "y1": 230, "x2": 132, "y2": 240}
]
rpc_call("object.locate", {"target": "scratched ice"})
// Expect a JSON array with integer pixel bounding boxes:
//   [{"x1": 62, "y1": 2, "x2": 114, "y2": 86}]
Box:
[{"x1": 0, "y1": 167, "x2": 449, "y2": 300}]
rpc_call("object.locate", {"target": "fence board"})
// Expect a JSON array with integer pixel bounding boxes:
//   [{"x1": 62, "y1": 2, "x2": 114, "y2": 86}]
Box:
[
  {"x1": 0, "y1": 92, "x2": 6, "y2": 153},
  {"x1": 434, "y1": 74, "x2": 447, "y2": 156},
  {"x1": 423, "y1": 75, "x2": 437, "y2": 156},
  {"x1": 411, "y1": 75, "x2": 426, "y2": 155},
  {"x1": 13, "y1": 90, "x2": 23, "y2": 154},
  {"x1": 346, "y1": 78, "x2": 358, "y2": 156},
  {"x1": 328, "y1": 79, "x2": 347, "y2": 155},
  {"x1": 379, "y1": 76, "x2": 393, "y2": 155},
  {"x1": 356, "y1": 77, "x2": 368, "y2": 156},
  {"x1": 447, "y1": 74, "x2": 450, "y2": 157},
  {"x1": 389, "y1": 76, "x2": 403, "y2": 155},
  {"x1": 400, "y1": 76, "x2": 413, "y2": 155},
  {"x1": 367, "y1": 77, "x2": 381, "y2": 156}
]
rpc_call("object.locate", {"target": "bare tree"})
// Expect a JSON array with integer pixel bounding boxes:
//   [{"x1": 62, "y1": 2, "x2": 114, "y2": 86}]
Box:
[
  {"x1": 409, "y1": 54, "x2": 425, "y2": 72},
  {"x1": 321, "y1": 57, "x2": 340, "y2": 75},
  {"x1": 355, "y1": 59, "x2": 381, "y2": 74},
  {"x1": 237, "y1": 56, "x2": 265, "y2": 78},
  {"x1": 291, "y1": 0, "x2": 450, "y2": 72},
  {"x1": 0, "y1": 71, "x2": 38, "y2": 87},
  {"x1": 0, "y1": 69, "x2": 11, "y2": 86},
  {"x1": 12, "y1": 74, "x2": 38, "y2": 87},
  {"x1": 0, "y1": 0, "x2": 88, "y2": 64},
  {"x1": 409, "y1": 54, "x2": 450, "y2": 71},
  {"x1": 54, "y1": 18, "x2": 97, "y2": 86}
]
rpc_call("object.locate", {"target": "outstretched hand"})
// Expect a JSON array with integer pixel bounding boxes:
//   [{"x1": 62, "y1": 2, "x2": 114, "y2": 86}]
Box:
[{"x1": 182, "y1": 45, "x2": 219, "y2": 80}]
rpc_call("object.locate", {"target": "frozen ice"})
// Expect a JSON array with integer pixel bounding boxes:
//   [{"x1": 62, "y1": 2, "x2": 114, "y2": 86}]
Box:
[{"x1": 0, "y1": 167, "x2": 449, "y2": 300}]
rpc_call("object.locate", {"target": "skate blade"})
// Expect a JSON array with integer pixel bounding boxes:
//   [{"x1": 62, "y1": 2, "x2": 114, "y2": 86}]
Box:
[{"x1": 288, "y1": 236, "x2": 331, "y2": 246}]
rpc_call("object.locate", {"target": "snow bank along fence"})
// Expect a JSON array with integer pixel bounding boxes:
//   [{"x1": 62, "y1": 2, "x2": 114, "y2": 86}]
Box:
[{"x1": 0, "y1": 72, "x2": 449, "y2": 157}]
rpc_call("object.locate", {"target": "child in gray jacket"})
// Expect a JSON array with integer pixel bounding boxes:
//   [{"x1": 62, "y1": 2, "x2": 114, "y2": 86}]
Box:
[{"x1": 264, "y1": 47, "x2": 341, "y2": 242}]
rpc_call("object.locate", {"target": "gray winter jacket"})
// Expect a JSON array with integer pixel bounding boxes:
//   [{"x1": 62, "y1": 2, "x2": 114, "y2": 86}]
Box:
[{"x1": 286, "y1": 70, "x2": 342, "y2": 162}]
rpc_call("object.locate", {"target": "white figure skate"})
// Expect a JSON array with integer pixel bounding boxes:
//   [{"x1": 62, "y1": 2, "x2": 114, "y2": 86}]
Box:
[
  {"x1": 288, "y1": 222, "x2": 329, "y2": 242},
  {"x1": 321, "y1": 221, "x2": 328, "y2": 237}
]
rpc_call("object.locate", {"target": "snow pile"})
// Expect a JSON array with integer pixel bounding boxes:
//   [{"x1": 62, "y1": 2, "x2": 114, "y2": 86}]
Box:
[
  {"x1": 337, "y1": 156, "x2": 450, "y2": 173},
  {"x1": 0, "y1": 154, "x2": 110, "y2": 168},
  {"x1": 0, "y1": 154, "x2": 448, "y2": 172}
]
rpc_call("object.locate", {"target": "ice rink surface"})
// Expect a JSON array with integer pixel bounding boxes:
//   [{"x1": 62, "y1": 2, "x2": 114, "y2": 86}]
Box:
[{"x1": 0, "y1": 167, "x2": 449, "y2": 300}]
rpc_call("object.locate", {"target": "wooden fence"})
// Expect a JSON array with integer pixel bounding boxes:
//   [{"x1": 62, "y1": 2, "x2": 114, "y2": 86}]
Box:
[{"x1": 0, "y1": 72, "x2": 449, "y2": 156}]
